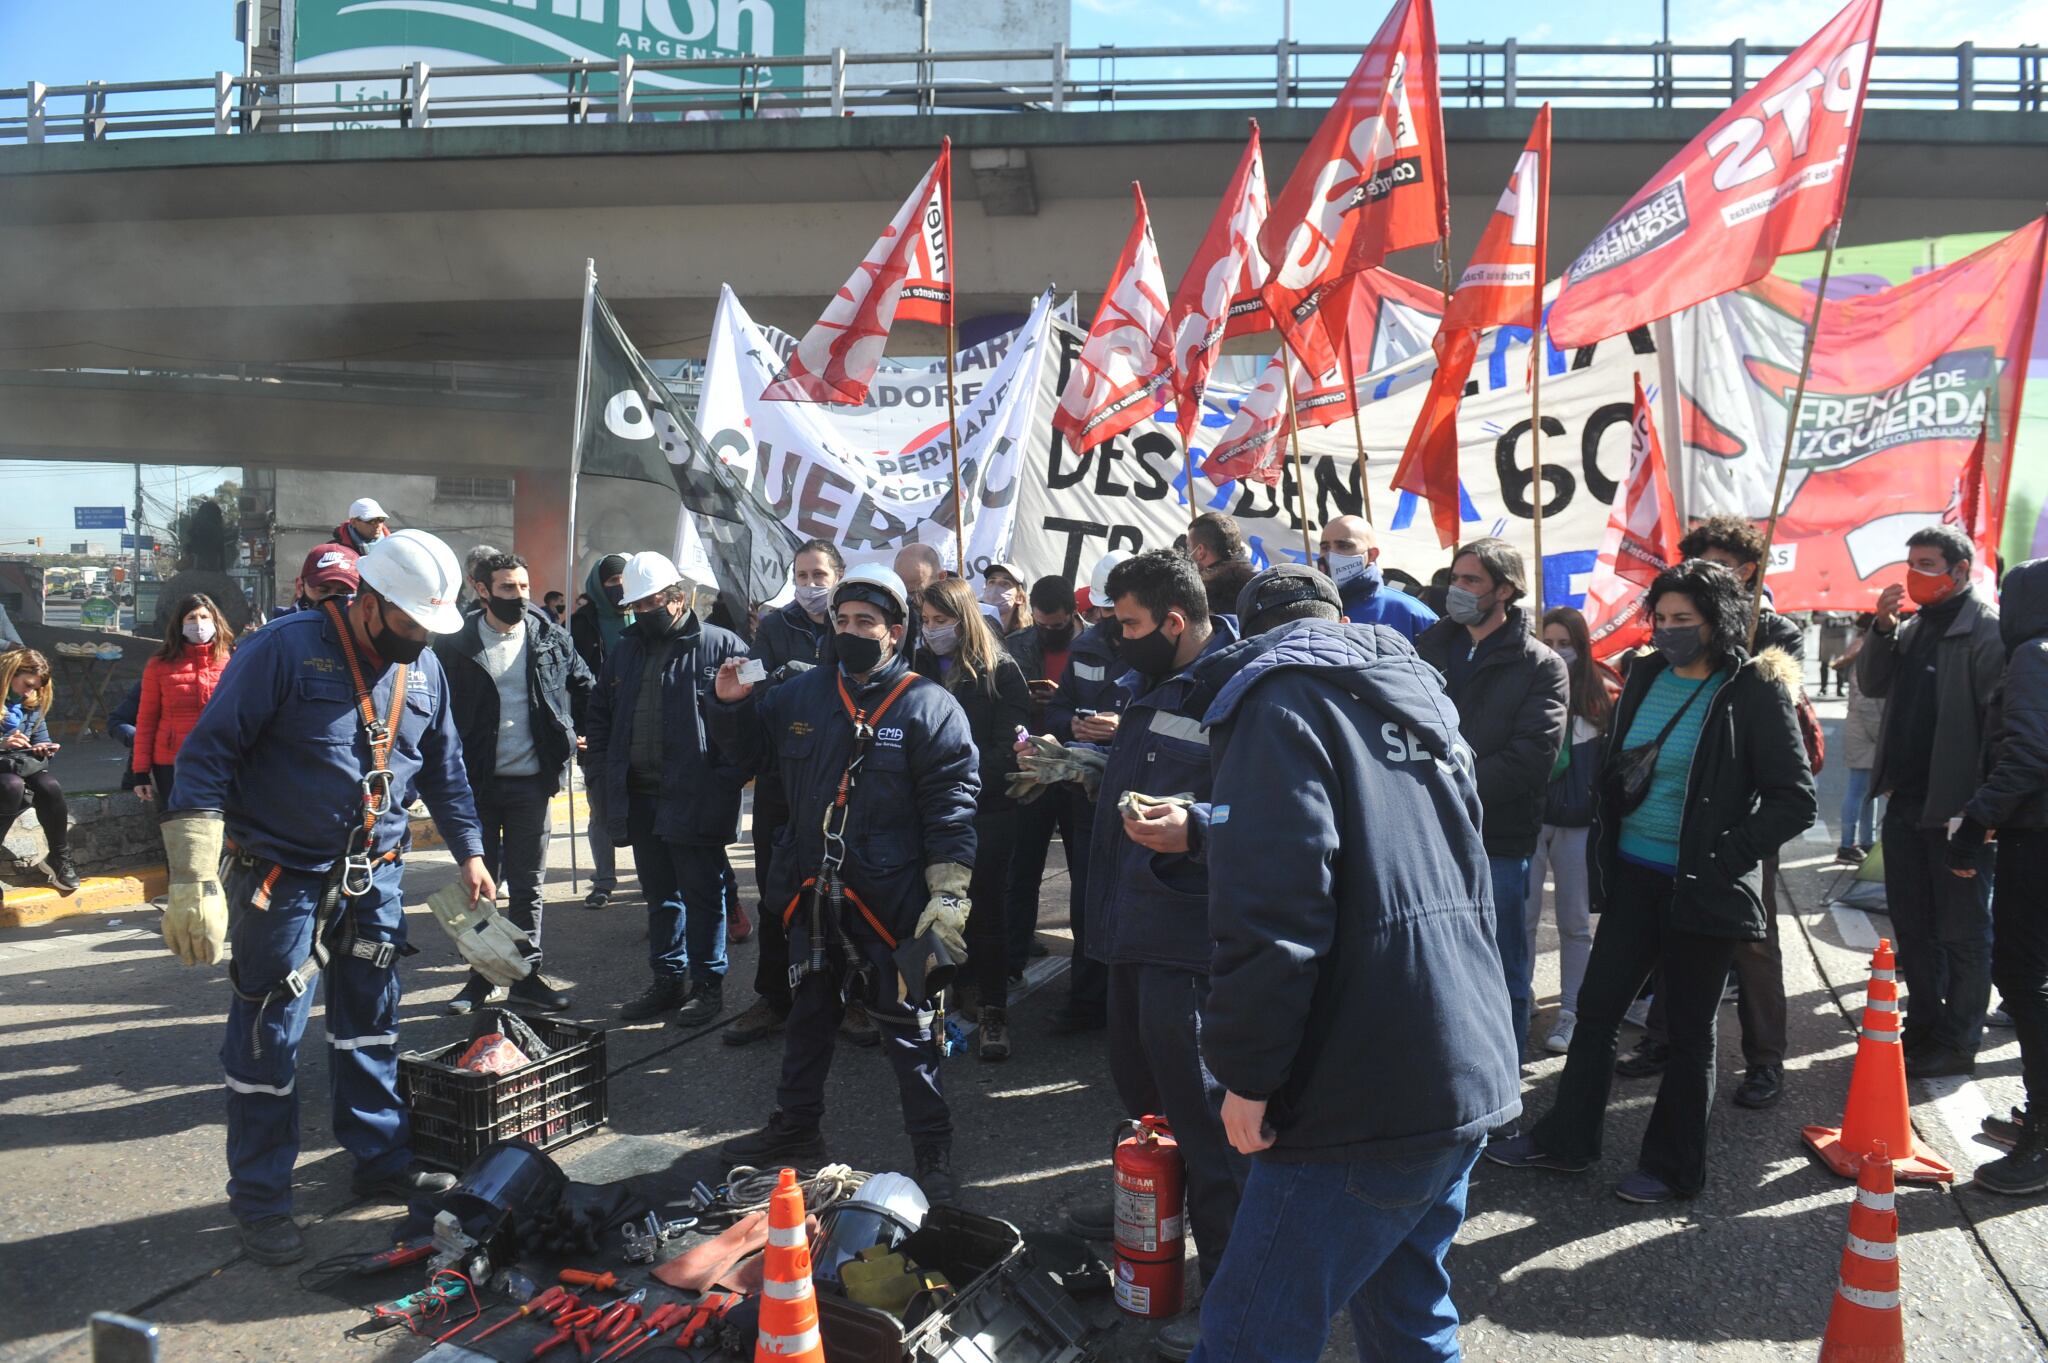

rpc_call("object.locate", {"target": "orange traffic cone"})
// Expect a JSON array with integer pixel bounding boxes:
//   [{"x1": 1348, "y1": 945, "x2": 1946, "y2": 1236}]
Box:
[
  {"x1": 1818, "y1": 1142, "x2": 1906, "y2": 1363},
  {"x1": 755, "y1": 1168, "x2": 825, "y2": 1363},
  {"x1": 1802, "y1": 939, "x2": 1954, "y2": 1184}
]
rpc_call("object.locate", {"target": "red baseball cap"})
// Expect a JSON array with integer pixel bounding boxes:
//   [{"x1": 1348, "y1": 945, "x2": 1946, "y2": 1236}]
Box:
[
  {"x1": 1075, "y1": 585, "x2": 1094, "y2": 613},
  {"x1": 301, "y1": 542, "x2": 361, "y2": 591}
]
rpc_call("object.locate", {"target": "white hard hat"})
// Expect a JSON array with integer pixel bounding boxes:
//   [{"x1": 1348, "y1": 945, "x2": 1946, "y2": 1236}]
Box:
[
  {"x1": 357, "y1": 529, "x2": 464, "y2": 634},
  {"x1": 348, "y1": 497, "x2": 389, "y2": 522},
  {"x1": 1089, "y1": 549, "x2": 1133, "y2": 601},
  {"x1": 833, "y1": 563, "x2": 910, "y2": 622},
  {"x1": 813, "y1": 1172, "x2": 929, "y2": 1287},
  {"x1": 618, "y1": 551, "x2": 685, "y2": 605}
]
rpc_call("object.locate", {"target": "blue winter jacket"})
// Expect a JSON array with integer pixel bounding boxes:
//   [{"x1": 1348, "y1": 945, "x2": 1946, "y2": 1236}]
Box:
[
  {"x1": 711, "y1": 651, "x2": 979, "y2": 938},
  {"x1": 168, "y1": 607, "x2": 484, "y2": 872},
  {"x1": 585, "y1": 609, "x2": 750, "y2": 847},
  {"x1": 1044, "y1": 620, "x2": 1133, "y2": 744},
  {"x1": 1080, "y1": 617, "x2": 1240, "y2": 972},
  {"x1": 1338, "y1": 564, "x2": 1439, "y2": 642},
  {"x1": 1196, "y1": 619, "x2": 1521, "y2": 1160}
]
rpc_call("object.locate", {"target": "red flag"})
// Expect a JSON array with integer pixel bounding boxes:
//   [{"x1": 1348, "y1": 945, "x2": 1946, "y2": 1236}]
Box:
[
  {"x1": 1584, "y1": 375, "x2": 1682, "y2": 658},
  {"x1": 763, "y1": 141, "x2": 952, "y2": 404},
  {"x1": 1547, "y1": 0, "x2": 1881, "y2": 348},
  {"x1": 1257, "y1": 0, "x2": 1447, "y2": 373},
  {"x1": 1202, "y1": 346, "x2": 1348, "y2": 487},
  {"x1": 1390, "y1": 108, "x2": 1549, "y2": 547},
  {"x1": 1166, "y1": 123, "x2": 1269, "y2": 443},
  {"x1": 1054, "y1": 183, "x2": 1174, "y2": 454}
]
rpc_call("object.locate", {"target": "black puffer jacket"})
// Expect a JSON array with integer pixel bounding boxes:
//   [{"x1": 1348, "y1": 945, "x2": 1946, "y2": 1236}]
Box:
[
  {"x1": 1966, "y1": 558, "x2": 2048, "y2": 831},
  {"x1": 1415, "y1": 607, "x2": 1569, "y2": 858},
  {"x1": 914, "y1": 646, "x2": 1031, "y2": 813},
  {"x1": 1589, "y1": 648, "x2": 1816, "y2": 939}
]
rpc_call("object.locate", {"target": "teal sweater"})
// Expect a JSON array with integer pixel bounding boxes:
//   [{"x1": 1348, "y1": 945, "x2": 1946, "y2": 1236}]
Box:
[{"x1": 1617, "y1": 669, "x2": 1725, "y2": 871}]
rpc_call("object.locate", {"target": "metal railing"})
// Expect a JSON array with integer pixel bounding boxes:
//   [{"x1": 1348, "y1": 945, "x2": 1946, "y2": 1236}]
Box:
[{"x1": 1, "y1": 40, "x2": 2041, "y2": 144}]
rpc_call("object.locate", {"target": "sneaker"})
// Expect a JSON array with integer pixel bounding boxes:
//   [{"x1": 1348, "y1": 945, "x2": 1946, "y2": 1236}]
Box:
[
  {"x1": 446, "y1": 974, "x2": 494, "y2": 1016},
  {"x1": 723, "y1": 999, "x2": 789, "y2": 1047},
  {"x1": 1049, "y1": 1009, "x2": 1107, "y2": 1035},
  {"x1": 1615, "y1": 1170, "x2": 1682, "y2": 1204},
  {"x1": 727, "y1": 901, "x2": 754, "y2": 946},
  {"x1": 1835, "y1": 845, "x2": 1866, "y2": 864},
  {"x1": 1733, "y1": 1063, "x2": 1784, "y2": 1109},
  {"x1": 582, "y1": 888, "x2": 612, "y2": 911},
  {"x1": 1064, "y1": 1199, "x2": 1114, "y2": 1239},
  {"x1": 352, "y1": 1164, "x2": 458, "y2": 1201},
  {"x1": 508, "y1": 971, "x2": 570, "y2": 1012},
  {"x1": 1983, "y1": 1107, "x2": 2033, "y2": 1152},
  {"x1": 1905, "y1": 1044, "x2": 1976, "y2": 1080},
  {"x1": 1623, "y1": 997, "x2": 1652, "y2": 1030},
  {"x1": 43, "y1": 850, "x2": 81, "y2": 893},
  {"x1": 237, "y1": 1214, "x2": 307, "y2": 1266},
  {"x1": 1482, "y1": 1134, "x2": 1591, "y2": 1173},
  {"x1": 620, "y1": 977, "x2": 690, "y2": 1021},
  {"x1": 1972, "y1": 1137, "x2": 2048, "y2": 1197},
  {"x1": 977, "y1": 1007, "x2": 1010, "y2": 1062},
  {"x1": 674, "y1": 984, "x2": 724, "y2": 1027},
  {"x1": 1544, "y1": 1011, "x2": 1577, "y2": 1055},
  {"x1": 1156, "y1": 1314, "x2": 1202, "y2": 1361},
  {"x1": 914, "y1": 1142, "x2": 959, "y2": 1205},
  {"x1": 840, "y1": 1001, "x2": 881, "y2": 1048},
  {"x1": 1615, "y1": 1039, "x2": 1671, "y2": 1078},
  {"x1": 1987, "y1": 1006, "x2": 2015, "y2": 1028},
  {"x1": 720, "y1": 1110, "x2": 828, "y2": 1167}
]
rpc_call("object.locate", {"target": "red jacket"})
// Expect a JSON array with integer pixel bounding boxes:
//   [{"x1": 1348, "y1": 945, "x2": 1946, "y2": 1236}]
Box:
[{"x1": 134, "y1": 649, "x2": 230, "y2": 772}]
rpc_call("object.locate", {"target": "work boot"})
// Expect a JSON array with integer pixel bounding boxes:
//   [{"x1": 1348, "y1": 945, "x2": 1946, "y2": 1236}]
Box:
[
  {"x1": 1615, "y1": 1039, "x2": 1670, "y2": 1078},
  {"x1": 508, "y1": 971, "x2": 570, "y2": 1013},
  {"x1": 352, "y1": 1163, "x2": 458, "y2": 1202},
  {"x1": 723, "y1": 999, "x2": 789, "y2": 1047},
  {"x1": 674, "y1": 982, "x2": 724, "y2": 1027},
  {"x1": 237, "y1": 1215, "x2": 307, "y2": 1267},
  {"x1": 1064, "y1": 1200, "x2": 1114, "y2": 1240},
  {"x1": 1973, "y1": 1133, "x2": 2048, "y2": 1197},
  {"x1": 1733, "y1": 1063, "x2": 1783, "y2": 1109},
  {"x1": 620, "y1": 976, "x2": 690, "y2": 1021},
  {"x1": 914, "y1": 1142, "x2": 959, "y2": 1205},
  {"x1": 840, "y1": 1000, "x2": 881, "y2": 1048},
  {"x1": 43, "y1": 848, "x2": 80, "y2": 893},
  {"x1": 1906, "y1": 1044, "x2": 1976, "y2": 1079},
  {"x1": 1155, "y1": 1314, "x2": 1202, "y2": 1361},
  {"x1": 720, "y1": 1110, "x2": 828, "y2": 1168},
  {"x1": 446, "y1": 974, "x2": 494, "y2": 1016},
  {"x1": 1983, "y1": 1106, "x2": 2033, "y2": 1151},
  {"x1": 977, "y1": 1007, "x2": 1010, "y2": 1062}
]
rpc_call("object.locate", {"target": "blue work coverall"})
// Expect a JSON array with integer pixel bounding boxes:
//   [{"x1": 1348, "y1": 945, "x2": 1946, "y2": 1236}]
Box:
[{"x1": 170, "y1": 608, "x2": 483, "y2": 1219}]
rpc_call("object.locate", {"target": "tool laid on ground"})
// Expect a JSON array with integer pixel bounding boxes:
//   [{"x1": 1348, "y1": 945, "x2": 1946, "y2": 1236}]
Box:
[
  {"x1": 562, "y1": 1269, "x2": 624, "y2": 1292},
  {"x1": 368, "y1": 1271, "x2": 474, "y2": 1335},
  {"x1": 529, "y1": 1303, "x2": 605, "y2": 1361},
  {"x1": 669, "y1": 1289, "x2": 740, "y2": 1351},
  {"x1": 594, "y1": 1300, "x2": 690, "y2": 1362},
  {"x1": 593, "y1": 1288, "x2": 649, "y2": 1344},
  {"x1": 623, "y1": 1211, "x2": 699, "y2": 1263},
  {"x1": 464, "y1": 1284, "x2": 571, "y2": 1345},
  {"x1": 354, "y1": 1238, "x2": 435, "y2": 1274}
]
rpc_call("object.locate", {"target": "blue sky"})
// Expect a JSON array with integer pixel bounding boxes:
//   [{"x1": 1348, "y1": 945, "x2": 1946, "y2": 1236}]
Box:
[{"x1": 3, "y1": 0, "x2": 2038, "y2": 545}]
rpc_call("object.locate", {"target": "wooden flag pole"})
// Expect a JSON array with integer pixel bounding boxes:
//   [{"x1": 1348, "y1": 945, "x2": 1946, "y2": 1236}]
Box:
[
  {"x1": 1281, "y1": 350, "x2": 1315, "y2": 563},
  {"x1": 1339, "y1": 322, "x2": 1374, "y2": 525},
  {"x1": 944, "y1": 317, "x2": 968, "y2": 574},
  {"x1": 1530, "y1": 331, "x2": 1546, "y2": 619},
  {"x1": 1182, "y1": 420, "x2": 1201, "y2": 536},
  {"x1": 1749, "y1": 225, "x2": 1840, "y2": 649},
  {"x1": 562, "y1": 257, "x2": 596, "y2": 897}
]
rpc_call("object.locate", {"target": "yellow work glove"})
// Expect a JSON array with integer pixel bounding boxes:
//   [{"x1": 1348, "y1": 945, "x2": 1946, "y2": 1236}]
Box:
[
  {"x1": 916, "y1": 861, "x2": 972, "y2": 960},
  {"x1": 161, "y1": 812, "x2": 228, "y2": 967}
]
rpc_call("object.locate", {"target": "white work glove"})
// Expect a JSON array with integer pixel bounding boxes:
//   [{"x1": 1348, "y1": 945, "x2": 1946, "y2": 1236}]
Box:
[
  {"x1": 425, "y1": 880, "x2": 537, "y2": 988},
  {"x1": 161, "y1": 812, "x2": 228, "y2": 967},
  {"x1": 1005, "y1": 735, "x2": 1108, "y2": 803},
  {"x1": 916, "y1": 861, "x2": 972, "y2": 960}
]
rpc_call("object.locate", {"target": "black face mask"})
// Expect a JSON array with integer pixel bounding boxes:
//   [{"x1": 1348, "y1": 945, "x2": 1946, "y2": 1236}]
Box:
[
  {"x1": 1117, "y1": 623, "x2": 1180, "y2": 679},
  {"x1": 602, "y1": 582, "x2": 626, "y2": 608},
  {"x1": 836, "y1": 632, "x2": 887, "y2": 675},
  {"x1": 369, "y1": 603, "x2": 430, "y2": 665},
  {"x1": 487, "y1": 595, "x2": 526, "y2": 626},
  {"x1": 1039, "y1": 622, "x2": 1076, "y2": 651}
]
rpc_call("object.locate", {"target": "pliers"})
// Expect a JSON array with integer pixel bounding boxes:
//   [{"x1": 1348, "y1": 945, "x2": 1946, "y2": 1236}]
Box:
[
  {"x1": 529, "y1": 1304, "x2": 604, "y2": 1361},
  {"x1": 670, "y1": 1292, "x2": 740, "y2": 1351},
  {"x1": 594, "y1": 1301, "x2": 691, "y2": 1362}
]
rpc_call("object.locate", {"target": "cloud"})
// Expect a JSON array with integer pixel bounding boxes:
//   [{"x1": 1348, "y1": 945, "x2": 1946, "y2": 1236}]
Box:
[{"x1": 1197, "y1": 0, "x2": 1256, "y2": 16}]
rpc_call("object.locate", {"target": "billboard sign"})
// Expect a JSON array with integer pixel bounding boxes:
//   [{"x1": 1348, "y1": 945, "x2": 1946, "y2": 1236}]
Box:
[{"x1": 290, "y1": 0, "x2": 809, "y2": 125}]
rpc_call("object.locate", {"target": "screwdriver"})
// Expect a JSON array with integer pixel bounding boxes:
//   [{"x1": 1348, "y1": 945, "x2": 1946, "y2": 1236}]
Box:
[{"x1": 561, "y1": 1269, "x2": 623, "y2": 1292}]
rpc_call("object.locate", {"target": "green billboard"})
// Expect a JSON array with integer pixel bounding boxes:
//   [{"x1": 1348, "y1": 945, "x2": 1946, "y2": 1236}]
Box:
[{"x1": 291, "y1": 0, "x2": 809, "y2": 110}]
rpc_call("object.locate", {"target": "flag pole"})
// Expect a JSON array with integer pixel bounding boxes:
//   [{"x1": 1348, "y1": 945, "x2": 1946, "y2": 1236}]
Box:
[
  {"x1": 944, "y1": 315, "x2": 968, "y2": 574},
  {"x1": 1339, "y1": 318, "x2": 1374, "y2": 524},
  {"x1": 1281, "y1": 350, "x2": 1315, "y2": 563},
  {"x1": 1182, "y1": 415, "x2": 1201, "y2": 536},
  {"x1": 1530, "y1": 330, "x2": 1545, "y2": 618},
  {"x1": 1749, "y1": 225, "x2": 1840, "y2": 649},
  {"x1": 563, "y1": 257, "x2": 596, "y2": 896}
]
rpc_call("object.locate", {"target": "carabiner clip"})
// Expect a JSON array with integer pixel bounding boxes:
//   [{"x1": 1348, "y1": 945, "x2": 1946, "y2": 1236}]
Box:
[
  {"x1": 341, "y1": 851, "x2": 376, "y2": 899},
  {"x1": 361, "y1": 767, "x2": 396, "y2": 815}
]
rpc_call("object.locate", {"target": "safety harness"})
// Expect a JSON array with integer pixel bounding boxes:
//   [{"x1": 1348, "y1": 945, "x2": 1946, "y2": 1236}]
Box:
[
  {"x1": 229, "y1": 600, "x2": 414, "y2": 1056},
  {"x1": 785, "y1": 668, "x2": 919, "y2": 998}
]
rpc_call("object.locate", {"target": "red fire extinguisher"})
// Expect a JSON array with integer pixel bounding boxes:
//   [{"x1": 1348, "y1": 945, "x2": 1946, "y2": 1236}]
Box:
[{"x1": 1112, "y1": 1115, "x2": 1185, "y2": 1319}]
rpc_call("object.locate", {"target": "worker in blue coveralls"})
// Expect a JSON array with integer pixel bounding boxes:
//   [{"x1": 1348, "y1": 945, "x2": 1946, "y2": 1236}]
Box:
[{"x1": 160, "y1": 529, "x2": 495, "y2": 1267}]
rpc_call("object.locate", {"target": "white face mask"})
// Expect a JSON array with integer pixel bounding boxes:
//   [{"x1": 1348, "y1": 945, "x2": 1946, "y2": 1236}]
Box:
[
  {"x1": 981, "y1": 582, "x2": 1016, "y2": 608},
  {"x1": 182, "y1": 617, "x2": 216, "y2": 645},
  {"x1": 1324, "y1": 553, "x2": 1368, "y2": 589},
  {"x1": 923, "y1": 621, "x2": 960, "y2": 656}
]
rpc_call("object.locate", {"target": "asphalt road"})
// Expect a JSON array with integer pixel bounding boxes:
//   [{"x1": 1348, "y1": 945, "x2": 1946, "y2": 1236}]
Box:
[{"x1": 1, "y1": 699, "x2": 2043, "y2": 1363}]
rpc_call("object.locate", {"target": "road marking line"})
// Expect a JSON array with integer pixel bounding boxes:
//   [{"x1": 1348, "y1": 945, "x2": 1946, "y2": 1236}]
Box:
[{"x1": 1830, "y1": 905, "x2": 1882, "y2": 952}]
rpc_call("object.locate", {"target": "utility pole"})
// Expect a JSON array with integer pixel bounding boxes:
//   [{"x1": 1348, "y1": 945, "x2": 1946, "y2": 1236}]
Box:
[{"x1": 132, "y1": 463, "x2": 145, "y2": 633}]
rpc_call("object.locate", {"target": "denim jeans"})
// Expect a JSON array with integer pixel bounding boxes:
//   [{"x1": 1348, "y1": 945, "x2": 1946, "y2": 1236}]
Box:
[
  {"x1": 1838, "y1": 768, "x2": 1876, "y2": 848},
  {"x1": 1188, "y1": 1141, "x2": 1482, "y2": 1363},
  {"x1": 1488, "y1": 855, "x2": 1532, "y2": 1056},
  {"x1": 627, "y1": 792, "x2": 728, "y2": 988}
]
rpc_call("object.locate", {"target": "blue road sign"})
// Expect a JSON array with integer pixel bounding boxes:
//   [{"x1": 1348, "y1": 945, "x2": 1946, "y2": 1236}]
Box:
[{"x1": 75, "y1": 507, "x2": 127, "y2": 530}]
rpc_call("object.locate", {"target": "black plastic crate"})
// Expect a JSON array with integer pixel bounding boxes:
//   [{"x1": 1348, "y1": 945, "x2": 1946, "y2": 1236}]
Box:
[{"x1": 398, "y1": 1015, "x2": 609, "y2": 1169}]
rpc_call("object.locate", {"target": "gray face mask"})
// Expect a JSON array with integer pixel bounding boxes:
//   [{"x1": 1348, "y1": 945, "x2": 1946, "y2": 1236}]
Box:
[
  {"x1": 1445, "y1": 584, "x2": 1491, "y2": 626},
  {"x1": 793, "y1": 583, "x2": 833, "y2": 616},
  {"x1": 1653, "y1": 624, "x2": 1707, "y2": 669},
  {"x1": 923, "y1": 621, "x2": 960, "y2": 656}
]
